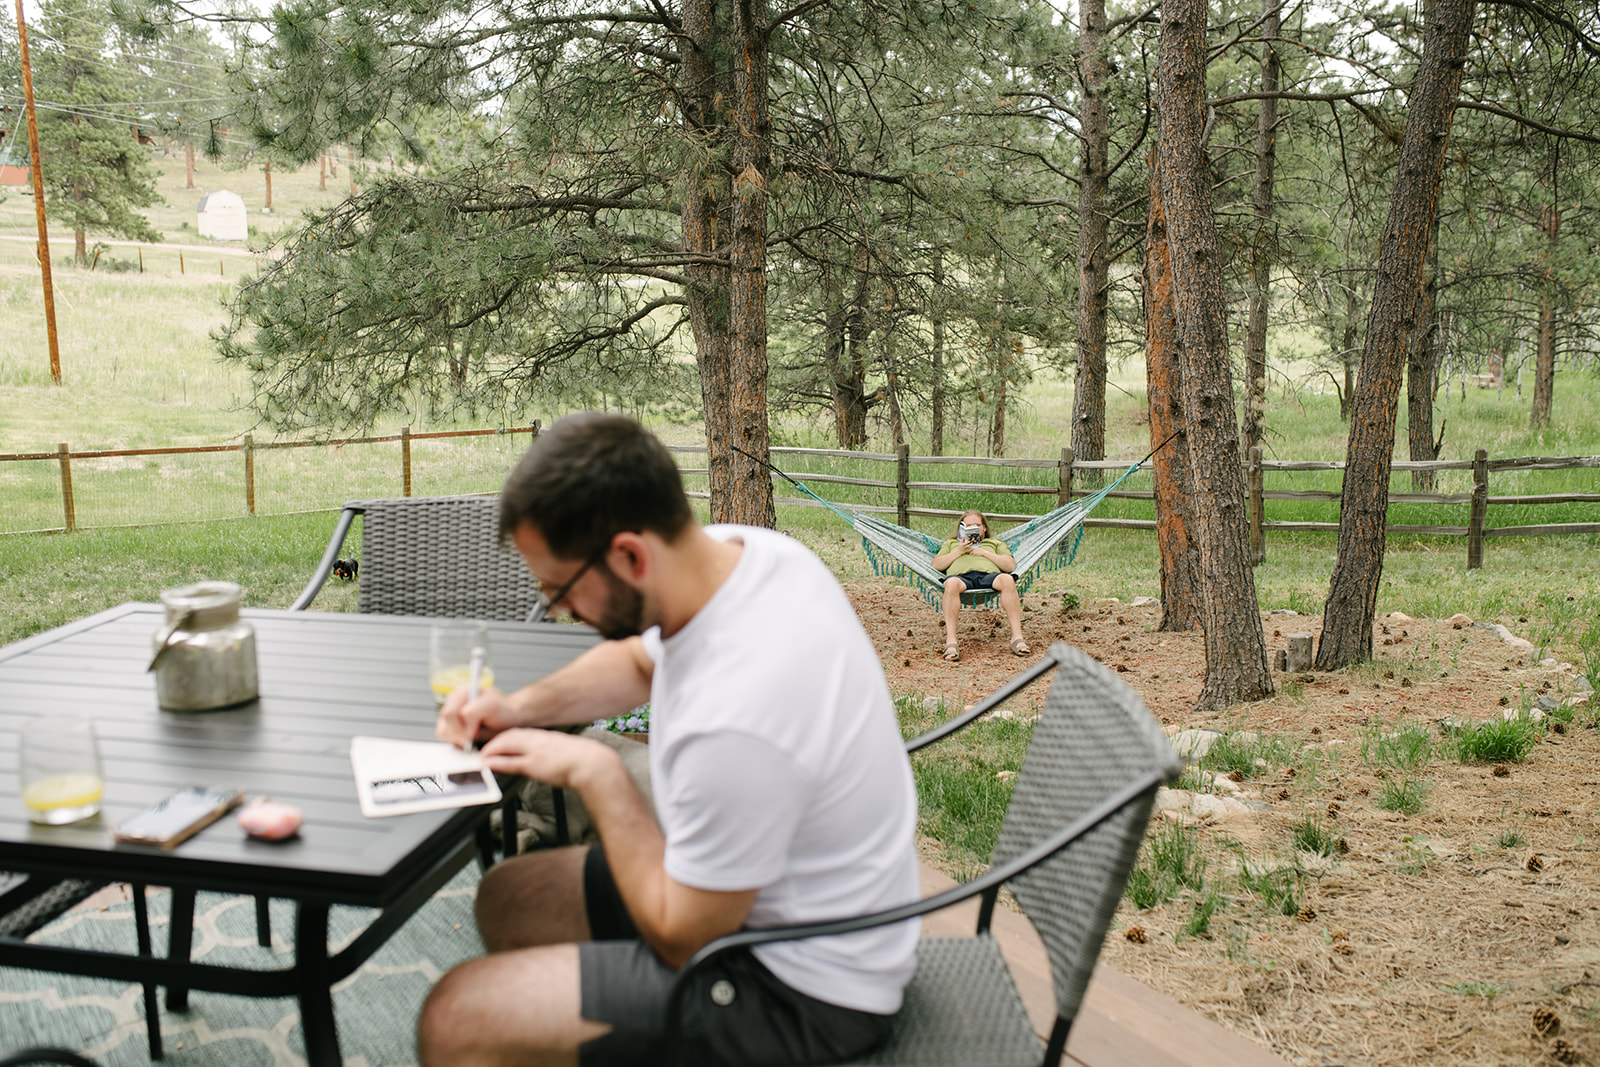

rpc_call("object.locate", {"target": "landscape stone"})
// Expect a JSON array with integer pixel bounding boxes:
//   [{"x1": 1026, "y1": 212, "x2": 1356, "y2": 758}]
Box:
[
  {"x1": 1286, "y1": 632, "x2": 1314, "y2": 672},
  {"x1": 1154, "y1": 787, "x2": 1191, "y2": 813},
  {"x1": 1189, "y1": 793, "x2": 1254, "y2": 822},
  {"x1": 1576, "y1": 677, "x2": 1595, "y2": 693},
  {"x1": 1448, "y1": 613, "x2": 1473, "y2": 628},
  {"x1": 1203, "y1": 771, "x2": 1242, "y2": 795},
  {"x1": 1169, "y1": 729, "x2": 1223, "y2": 760},
  {"x1": 1565, "y1": 695, "x2": 1591, "y2": 708},
  {"x1": 1536, "y1": 695, "x2": 1561, "y2": 712},
  {"x1": 1269, "y1": 608, "x2": 1299, "y2": 615},
  {"x1": 1130, "y1": 596, "x2": 1159, "y2": 608},
  {"x1": 1387, "y1": 611, "x2": 1413, "y2": 622}
]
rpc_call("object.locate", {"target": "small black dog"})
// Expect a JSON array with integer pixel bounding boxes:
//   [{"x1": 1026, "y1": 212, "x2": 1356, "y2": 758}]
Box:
[{"x1": 331, "y1": 556, "x2": 359, "y2": 582}]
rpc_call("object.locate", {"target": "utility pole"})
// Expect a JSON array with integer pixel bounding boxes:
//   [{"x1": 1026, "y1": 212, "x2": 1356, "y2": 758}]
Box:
[{"x1": 15, "y1": 0, "x2": 62, "y2": 385}]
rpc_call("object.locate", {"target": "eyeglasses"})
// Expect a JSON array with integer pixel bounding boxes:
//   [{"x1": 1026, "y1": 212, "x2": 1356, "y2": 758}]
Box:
[{"x1": 531, "y1": 541, "x2": 610, "y2": 619}]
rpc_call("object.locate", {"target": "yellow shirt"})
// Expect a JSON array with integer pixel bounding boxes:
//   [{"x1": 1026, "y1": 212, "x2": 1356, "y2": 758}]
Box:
[{"x1": 936, "y1": 537, "x2": 1010, "y2": 576}]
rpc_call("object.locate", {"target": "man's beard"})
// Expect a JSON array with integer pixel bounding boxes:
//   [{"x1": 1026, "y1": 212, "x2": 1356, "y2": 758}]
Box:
[{"x1": 584, "y1": 561, "x2": 646, "y2": 641}]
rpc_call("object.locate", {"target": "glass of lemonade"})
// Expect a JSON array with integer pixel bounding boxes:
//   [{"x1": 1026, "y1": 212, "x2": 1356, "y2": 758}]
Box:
[
  {"x1": 429, "y1": 622, "x2": 494, "y2": 707},
  {"x1": 21, "y1": 716, "x2": 105, "y2": 825}
]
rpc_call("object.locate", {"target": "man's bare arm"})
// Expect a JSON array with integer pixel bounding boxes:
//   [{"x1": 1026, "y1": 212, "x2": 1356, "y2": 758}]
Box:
[
  {"x1": 437, "y1": 637, "x2": 654, "y2": 747},
  {"x1": 480, "y1": 730, "x2": 757, "y2": 967}
]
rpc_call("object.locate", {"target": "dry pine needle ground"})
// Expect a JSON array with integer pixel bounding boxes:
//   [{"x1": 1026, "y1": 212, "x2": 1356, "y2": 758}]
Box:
[{"x1": 854, "y1": 584, "x2": 1596, "y2": 1067}]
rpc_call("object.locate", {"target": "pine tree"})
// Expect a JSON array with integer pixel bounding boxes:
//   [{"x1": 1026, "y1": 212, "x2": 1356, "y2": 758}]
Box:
[{"x1": 33, "y1": 0, "x2": 163, "y2": 264}]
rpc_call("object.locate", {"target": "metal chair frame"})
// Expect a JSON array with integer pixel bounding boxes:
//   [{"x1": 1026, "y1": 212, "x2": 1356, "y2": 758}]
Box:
[{"x1": 664, "y1": 642, "x2": 1181, "y2": 1067}]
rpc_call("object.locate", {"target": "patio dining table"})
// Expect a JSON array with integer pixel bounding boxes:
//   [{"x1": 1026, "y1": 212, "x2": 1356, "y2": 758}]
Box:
[{"x1": 0, "y1": 602, "x2": 598, "y2": 1065}]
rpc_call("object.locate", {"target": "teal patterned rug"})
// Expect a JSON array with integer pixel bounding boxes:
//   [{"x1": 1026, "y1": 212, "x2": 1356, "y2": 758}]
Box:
[{"x1": 1, "y1": 867, "x2": 483, "y2": 1067}]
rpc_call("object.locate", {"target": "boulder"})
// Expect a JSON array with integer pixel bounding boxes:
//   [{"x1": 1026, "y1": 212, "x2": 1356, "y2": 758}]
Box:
[
  {"x1": 1448, "y1": 613, "x2": 1473, "y2": 629},
  {"x1": 1169, "y1": 729, "x2": 1223, "y2": 761}
]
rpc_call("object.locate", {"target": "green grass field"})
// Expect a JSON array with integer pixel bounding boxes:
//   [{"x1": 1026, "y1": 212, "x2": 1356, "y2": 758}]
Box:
[{"x1": 3, "y1": 158, "x2": 1599, "y2": 883}]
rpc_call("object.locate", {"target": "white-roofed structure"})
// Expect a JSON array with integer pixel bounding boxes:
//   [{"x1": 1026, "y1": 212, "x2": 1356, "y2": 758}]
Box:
[{"x1": 197, "y1": 190, "x2": 248, "y2": 241}]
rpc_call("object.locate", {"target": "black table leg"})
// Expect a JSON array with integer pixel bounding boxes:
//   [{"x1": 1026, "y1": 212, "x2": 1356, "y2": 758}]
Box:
[
  {"x1": 165, "y1": 887, "x2": 196, "y2": 1011},
  {"x1": 474, "y1": 821, "x2": 497, "y2": 873},
  {"x1": 131, "y1": 884, "x2": 164, "y2": 1060},
  {"x1": 295, "y1": 901, "x2": 339, "y2": 1067},
  {"x1": 256, "y1": 894, "x2": 272, "y2": 947}
]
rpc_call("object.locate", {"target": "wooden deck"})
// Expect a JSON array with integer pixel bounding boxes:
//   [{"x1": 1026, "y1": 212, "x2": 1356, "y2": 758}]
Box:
[{"x1": 918, "y1": 865, "x2": 1291, "y2": 1067}]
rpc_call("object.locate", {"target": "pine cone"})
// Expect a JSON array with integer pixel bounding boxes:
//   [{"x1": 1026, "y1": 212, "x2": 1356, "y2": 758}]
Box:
[
  {"x1": 1534, "y1": 1007, "x2": 1561, "y2": 1036},
  {"x1": 1549, "y1": 1037, "x2": 1581, "y2": 1064},
  {"x1": 1124, "y1": 925, "x2": 1147, "y2": 944}
]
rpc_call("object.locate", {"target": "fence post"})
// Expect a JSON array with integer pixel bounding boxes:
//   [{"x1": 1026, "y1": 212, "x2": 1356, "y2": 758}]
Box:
[
  {"x1": 1468, "y1": 447, "x2": 1488, "y2": 570},
  {"x1": 1057, "y1": 446, "x2": 1074, "y2": 507},
  {"x1": 1248, "y1": 445, "x2": 1265, "y2": 566},
  {"x1": 57, "y1": 442, "x2": 75, "y2": 532},
  {"x1": 896, "y1": 443, "x2": 910, "y2": 528},
  {"x1": 243, "y1": 433, "x2": 255, "y2": 515},
  {"x1": 401, "y1": 426, "x2": 412, "y2": 497}
]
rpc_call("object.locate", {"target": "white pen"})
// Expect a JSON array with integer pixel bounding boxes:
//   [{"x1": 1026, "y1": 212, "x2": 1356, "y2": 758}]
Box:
[{"x1": 462, "y1": 646, "x2": 486, "y2": 752}]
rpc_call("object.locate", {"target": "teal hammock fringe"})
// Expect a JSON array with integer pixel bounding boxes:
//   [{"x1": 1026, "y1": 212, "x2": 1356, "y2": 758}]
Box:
[{"x1": 784, "y1": 460, "x2": 1143, "y2": 612}]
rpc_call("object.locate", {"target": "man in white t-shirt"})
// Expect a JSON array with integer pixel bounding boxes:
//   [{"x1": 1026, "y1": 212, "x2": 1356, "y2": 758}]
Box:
[{"x1": 424, "y1": 414, "x2": 921, "y2": 1066}]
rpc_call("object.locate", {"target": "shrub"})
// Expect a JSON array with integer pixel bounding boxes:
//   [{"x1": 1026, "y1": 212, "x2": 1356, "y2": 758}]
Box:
[
  {"x1": 1291, "y1": 816, "x2": 1344, "y2": 857},
  {"x1": 1360, "y1": 722, "x2": 1433, "y2": 772},
  {"x1": 1454, "y1": 716, "x2": 1537, "y2": 763},
  {"x1": 1377, "y1": 776, "x2": 1426, "y2": 816}
]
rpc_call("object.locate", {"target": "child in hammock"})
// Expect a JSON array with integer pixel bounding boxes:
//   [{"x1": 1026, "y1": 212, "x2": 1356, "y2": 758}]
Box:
[{"x1": 930, "y1": 510, "x2": 1030, "y2": 662}]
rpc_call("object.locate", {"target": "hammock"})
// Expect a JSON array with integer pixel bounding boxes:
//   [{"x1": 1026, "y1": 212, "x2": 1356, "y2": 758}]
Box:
[{"x1": 780, "y1": 459, "x2": 1147, "y2": 611}]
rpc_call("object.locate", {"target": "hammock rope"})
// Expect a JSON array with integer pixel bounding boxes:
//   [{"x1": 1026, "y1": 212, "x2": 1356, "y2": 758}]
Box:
[{"x1": 768, "y1": 456, "x2": 1150, "y2": 611}]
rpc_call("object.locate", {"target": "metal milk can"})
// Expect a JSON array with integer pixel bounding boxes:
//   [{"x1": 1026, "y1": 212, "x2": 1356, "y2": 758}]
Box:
[{"x1": 148, "y1": 581, "x2": 259, "y2": 711}]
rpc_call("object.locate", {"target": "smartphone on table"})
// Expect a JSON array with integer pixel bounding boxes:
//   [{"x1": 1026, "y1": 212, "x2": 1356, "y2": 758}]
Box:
[{"x1": 114, "y1": 787, "x2": 244, "y2": 848}]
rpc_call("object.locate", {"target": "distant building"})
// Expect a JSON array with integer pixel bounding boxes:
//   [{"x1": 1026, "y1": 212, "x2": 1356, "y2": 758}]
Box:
[
  {"x1": 0, "y1": 138, "x2": 28, "y2": 186},
  {"x1": 197, "y1": 190, "x2": 248, "y2": 241}
]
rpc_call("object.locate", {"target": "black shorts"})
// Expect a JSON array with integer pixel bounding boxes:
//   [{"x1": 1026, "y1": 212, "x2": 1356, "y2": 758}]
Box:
[
  {"x1": 948, "y1": 569, "x2": 1003, "y2": 592},
  {"x1": 577, "y1": 845, "x2": 894, "y2": 1067}
]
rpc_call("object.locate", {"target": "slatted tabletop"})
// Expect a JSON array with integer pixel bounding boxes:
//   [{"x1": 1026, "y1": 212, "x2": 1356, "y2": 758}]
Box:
[{"x1": 0, "y1": 603, "x2": 599, "y2": 904}]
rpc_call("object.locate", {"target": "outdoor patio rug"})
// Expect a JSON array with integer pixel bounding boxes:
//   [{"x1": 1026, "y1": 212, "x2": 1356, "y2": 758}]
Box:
[{"x1": 1, "y1": 866, "x2": 483, "y2": 1067}]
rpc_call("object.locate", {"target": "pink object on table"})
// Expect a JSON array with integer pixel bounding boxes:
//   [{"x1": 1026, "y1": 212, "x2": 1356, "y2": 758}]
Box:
[{"x1": 237, "y1": 799, "x2": 303, "y2": 841}]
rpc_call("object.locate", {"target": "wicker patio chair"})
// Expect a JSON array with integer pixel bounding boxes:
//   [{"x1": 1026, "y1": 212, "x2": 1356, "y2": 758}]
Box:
[
  {"x1": 664, "y1": 641, "x2": 1182, "y2": 1067},
  {"x1": 291, "y1": 495, "x2": 546, "y2": 620},
  {"x1": 0, "y1": 1050, "x2": 101, "y2": 1067}
]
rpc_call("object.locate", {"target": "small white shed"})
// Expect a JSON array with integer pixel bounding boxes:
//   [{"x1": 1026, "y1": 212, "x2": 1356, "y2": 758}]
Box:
[{"x1": 197, "y1": 190, "x2": 248, "y2": 241}]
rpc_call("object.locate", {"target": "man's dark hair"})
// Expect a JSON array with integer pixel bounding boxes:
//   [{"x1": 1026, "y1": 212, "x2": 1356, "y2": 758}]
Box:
[{"x1": 499, "y1": 413, "x2": 694, "y2": 559}]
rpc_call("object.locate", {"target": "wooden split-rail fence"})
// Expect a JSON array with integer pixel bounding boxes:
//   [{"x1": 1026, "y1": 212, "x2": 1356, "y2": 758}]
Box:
[
  {"x1": 3, "y1": 429, "x2": 1596, "y2": 571},
  {"x1": 670, "y1": 443, "x2": 1600, "y2": 572}
]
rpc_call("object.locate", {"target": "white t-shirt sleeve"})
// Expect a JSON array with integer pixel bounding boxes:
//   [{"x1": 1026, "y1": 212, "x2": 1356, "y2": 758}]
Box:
[{"x1": 660, "y1": 730, "x2": 807, "y2": 892}]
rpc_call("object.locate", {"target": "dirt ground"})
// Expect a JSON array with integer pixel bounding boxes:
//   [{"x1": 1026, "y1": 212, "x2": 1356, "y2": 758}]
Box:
[{"x1": 847, "y1": 578, "x2": 1597, "y2": 1067}]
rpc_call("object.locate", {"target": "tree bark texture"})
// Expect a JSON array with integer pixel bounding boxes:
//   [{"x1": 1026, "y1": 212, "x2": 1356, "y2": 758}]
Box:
[
  {"x1": 931, "y1": 248, "x2": 946, "y2": 455},
  {"x1": 1316, "y1": 0, "x2": 1475, "y2": 670},
  {"x1": 1242, "y1": 0, "x2": 1280, "y2": 457},
  {"x1": 1341, "y1": 285, "x2": 1358, "y2": 419},
  {"x1": 1531, "y1": 146, "x2": 1560, "y2": 427},
  {"x1": 1157, "y1": 0, "x2": 1273, "y2": 706},
  {"x1": 727, "y1": 0, "x2": 776, "y2": 528},
  {"x1": 680, "y1": 0, "x2": 775, "y2": 526},
  {"x1": 187, "y1": 142, "x2": 196, "y2": 189},
  {"x1": 1407, "y1": 205, "x2": 1442, "y2": 488},
  {"x1": 830, "y1": 256, "x2": 877, "y2": 449},
  {"x1": 1145, "y1": 153, "x2": 1204, "y2": 633},
  {"x1": 1070, "y1": 0, "x2": 1110, "y2": 479}
]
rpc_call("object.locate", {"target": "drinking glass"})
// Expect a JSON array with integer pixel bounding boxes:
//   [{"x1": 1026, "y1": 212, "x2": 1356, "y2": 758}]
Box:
[
  {"x1": 429, "y1": 622, "x2": 494, "y2": 707},
  {"x1": 20, "y1": 716, "x2": 105, "y2": 825}
]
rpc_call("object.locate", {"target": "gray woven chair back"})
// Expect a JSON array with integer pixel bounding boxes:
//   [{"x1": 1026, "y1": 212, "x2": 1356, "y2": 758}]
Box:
[
  {"x1": 353, "y1": 496, "x2": 541, "y2": 620},
  {"x1": 991, "y1": 642, "x2": 1181, "y2": 1027}
]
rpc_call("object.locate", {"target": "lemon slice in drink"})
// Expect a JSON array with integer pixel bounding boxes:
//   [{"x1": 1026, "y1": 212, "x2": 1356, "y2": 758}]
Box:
[
  {"x1": 23, "y1": 773, "x2": 105, "y2": 813},
  {"x1": 431, "y1": 665, "x2": 495, "y2": 702}
]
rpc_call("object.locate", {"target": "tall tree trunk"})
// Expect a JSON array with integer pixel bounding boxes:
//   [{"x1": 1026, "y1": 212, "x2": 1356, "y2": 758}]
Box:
[
  {"x1": 1242, "y1": 0, "x2": 1280, "y2": 457},
  {"x1": 681, "y1": 0, "x2": 736, "y2": 514},
  {"x1": 882, "y1": 315, "x2": 905, "y2": 448},
  {"x1": 1157, "y1": 0, "x2": 1273, "y2": 707},
  {"x1": 1531, "y1": 144, "x2": 1560, "y2": 428},
  {"x1": 726, "y1": 0, "x2": 775, "y2": 527},
  {"x1": 990, "y1": 339, "x2": 1008, "y2": 457},
  {"x1": 186, "y1": 142, "x2": 196, "y2": 189},
  {"x1": 1341, "y1": 284, "x2": 1359, "y2": 419},
  {"x1": 930, "y1": 248, "x2": 946, "y2": 455},
  {"x1": 263, "y1": 161, "x2": 273, "y2": 210},
  {"x1": 320, "y1": 152, "x2": 327, "y2": 190},
  {"x1": 1071, "y1": 0, "x2": 1110, "y2": 482},
  {"x1": 1316, "y1": 0, "x2": 1475, "y2": 670},
  {"x1": 832, "y1": 257, "x2": 874, "y2": 448},
  {"x1": 1407, "y1": 205, "x2": 1442, "y2": 488},
  {"x1": 1145, "y1": 152, "x2": 1204, "y2": 632}
]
